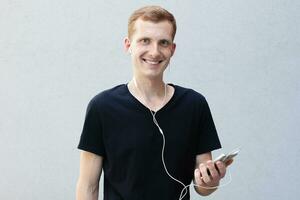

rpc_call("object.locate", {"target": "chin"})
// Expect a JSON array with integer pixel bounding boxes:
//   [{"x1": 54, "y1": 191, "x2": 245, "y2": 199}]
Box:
[{"x1": 134, "y1": 63, "x2": 168, "y2": 79}]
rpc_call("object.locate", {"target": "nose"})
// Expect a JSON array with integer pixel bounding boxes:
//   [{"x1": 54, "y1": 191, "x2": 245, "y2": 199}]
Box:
[{"x1": 149, "y1": 43, "x2": 160, "y2": 57}]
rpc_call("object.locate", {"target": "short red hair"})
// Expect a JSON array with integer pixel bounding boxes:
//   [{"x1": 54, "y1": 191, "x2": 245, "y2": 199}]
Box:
[{"x1": 128, "y1": 6, "x2": 177, "y2": 40}]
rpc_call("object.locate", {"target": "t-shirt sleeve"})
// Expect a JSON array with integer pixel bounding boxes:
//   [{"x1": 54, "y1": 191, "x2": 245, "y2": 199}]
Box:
[
  {"x1": 195, "y1": 97, "x2": 221, "y2": 155},
  {"x1": 77, "y1": 98, "x2": 106, "y2": 157}
]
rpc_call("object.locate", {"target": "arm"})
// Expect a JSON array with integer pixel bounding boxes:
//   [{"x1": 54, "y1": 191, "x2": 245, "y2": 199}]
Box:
[
  {"x1": 193, "y1": 152, "x2": 229, "y2": 196},
  {"x1": 76, "y1": 151, "x2": 103, "y2": 200}
]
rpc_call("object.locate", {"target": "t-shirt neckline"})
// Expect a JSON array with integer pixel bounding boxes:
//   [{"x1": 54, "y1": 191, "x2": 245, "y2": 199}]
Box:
[{"x1": 124, "y1": 83, "x2": 177, "y2": 113}]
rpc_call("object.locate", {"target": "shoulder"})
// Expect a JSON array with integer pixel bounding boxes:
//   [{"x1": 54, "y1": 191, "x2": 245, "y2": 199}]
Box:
[
  {"x1": 88, "y1": 84, "x2": 127, "y2": 108},
  {"x1": 172, "y1": 84, "x2": 207, "y2": 104}
]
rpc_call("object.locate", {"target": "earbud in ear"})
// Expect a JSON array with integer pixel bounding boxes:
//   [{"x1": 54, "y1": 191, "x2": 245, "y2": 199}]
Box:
[{"x1": 129, "y1": 48, "x2": 132, "y2": 53}]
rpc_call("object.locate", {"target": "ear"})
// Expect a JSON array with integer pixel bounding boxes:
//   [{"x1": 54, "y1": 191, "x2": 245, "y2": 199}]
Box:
[
  {"x1": 124, "y1": 37, "x2": 131, "y2": 53},
  {"x1": 170, "y1": 43, "x2": 176, "y2": 57}
]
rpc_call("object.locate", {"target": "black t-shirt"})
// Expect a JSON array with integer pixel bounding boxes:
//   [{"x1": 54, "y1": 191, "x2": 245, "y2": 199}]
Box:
[{"x1": 78, "y1": 84, "x2": 221, "y2": 200}]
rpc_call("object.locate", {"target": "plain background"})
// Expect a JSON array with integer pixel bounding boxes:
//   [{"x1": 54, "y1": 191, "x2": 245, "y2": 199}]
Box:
[{"x1": 1, "y1": 0, "x2": 299, "y2": 199}]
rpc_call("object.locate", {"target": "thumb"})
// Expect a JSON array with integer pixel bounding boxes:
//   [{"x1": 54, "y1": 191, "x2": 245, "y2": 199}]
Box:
[{"x1": 225, "y1": 159, "x2": 234, "y2": 167}]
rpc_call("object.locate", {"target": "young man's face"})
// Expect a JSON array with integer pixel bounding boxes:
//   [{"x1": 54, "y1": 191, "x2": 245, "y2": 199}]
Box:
[{"x1": 125, "y1": 19, "x2": 176, "y2": 80}]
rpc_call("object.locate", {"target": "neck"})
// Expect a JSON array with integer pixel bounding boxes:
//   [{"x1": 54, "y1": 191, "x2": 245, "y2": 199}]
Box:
[
  {"x1": 132, "y1": 76, "x2": 166, "y2": 100},
  {"x1": 128, "y1": 75, "x2": 167, "y2": 112}
]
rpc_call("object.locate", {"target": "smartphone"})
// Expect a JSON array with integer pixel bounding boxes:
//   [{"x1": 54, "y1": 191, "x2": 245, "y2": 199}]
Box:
[{"x1": 214, "y1": 148, "x2": 240, "y2": 163}]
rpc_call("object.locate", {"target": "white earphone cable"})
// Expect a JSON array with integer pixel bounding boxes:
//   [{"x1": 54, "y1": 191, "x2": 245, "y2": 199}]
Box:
[{"x1": 132, "y1": 78, "x2": 232, "y2": 200}]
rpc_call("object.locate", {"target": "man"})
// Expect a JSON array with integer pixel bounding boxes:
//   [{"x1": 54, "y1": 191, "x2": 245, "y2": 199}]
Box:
[{"x1": 76, "y1": 5, "x2": 233, "y2": 200}]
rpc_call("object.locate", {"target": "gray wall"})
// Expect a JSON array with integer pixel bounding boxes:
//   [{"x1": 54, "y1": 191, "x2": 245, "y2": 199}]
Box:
[{"x1": 1, "y1": 0, "x2": 299, "y2": 199}]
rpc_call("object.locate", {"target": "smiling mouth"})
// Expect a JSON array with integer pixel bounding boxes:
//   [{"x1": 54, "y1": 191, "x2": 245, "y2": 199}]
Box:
[{"x1": 142, "y1": 58, "x2": 163, "y2": 65}]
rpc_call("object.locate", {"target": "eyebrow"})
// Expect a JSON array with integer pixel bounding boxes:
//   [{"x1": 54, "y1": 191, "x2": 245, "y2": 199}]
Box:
[
  {"x1": 137, "y1": 37, "x2": 151, "y2": 41},
  {"x1": 137, "y1": 37, "x2": 172, "y2": 43}
]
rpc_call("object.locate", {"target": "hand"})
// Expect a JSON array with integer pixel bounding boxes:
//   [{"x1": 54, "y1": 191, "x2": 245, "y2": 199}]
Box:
[{"x1": 194, "y1": 159, "x2": 233, "y2": 189}]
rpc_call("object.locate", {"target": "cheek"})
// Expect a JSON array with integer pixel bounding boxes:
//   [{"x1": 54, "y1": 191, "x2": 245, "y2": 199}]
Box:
[
  {"x1": 134, "y1": 46, "x2": 147, "y2": 56},
  {"x1": 163, "y1": 48, "x2": 173, "y2": 58}
]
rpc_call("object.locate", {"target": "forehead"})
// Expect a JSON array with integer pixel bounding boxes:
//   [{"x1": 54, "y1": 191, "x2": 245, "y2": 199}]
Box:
[{"x1": 132, "y1": 19, "x2": 173, "y2": 40}]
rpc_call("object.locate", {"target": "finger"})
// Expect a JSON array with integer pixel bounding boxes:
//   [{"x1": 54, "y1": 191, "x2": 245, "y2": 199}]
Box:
[
  {"x1": 215, "y1": 161, "x2": 226, "y2": 178},
  {"x1": 225, "y1": 159, "x2": 234, "y2": 166},
  {"x1": 206, "y1": 160, "x2": 219, "y2": 180},
  {"x1": 194, "y1": 168, "x2": 203, "y2": 185},
  {"x1": 199, "y1": 163, "x2": 211, "y2": 183}
]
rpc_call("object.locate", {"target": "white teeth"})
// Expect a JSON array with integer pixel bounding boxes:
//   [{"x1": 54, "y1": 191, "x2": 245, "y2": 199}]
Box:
[{"x1": 144, "y1": 59, "x2": 160, "y2": 64}]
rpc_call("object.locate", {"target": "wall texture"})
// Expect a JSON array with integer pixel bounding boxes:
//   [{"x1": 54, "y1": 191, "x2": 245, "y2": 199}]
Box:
[{"x1": 1, "y1": 0, "x2": 299, "y2": 199}]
